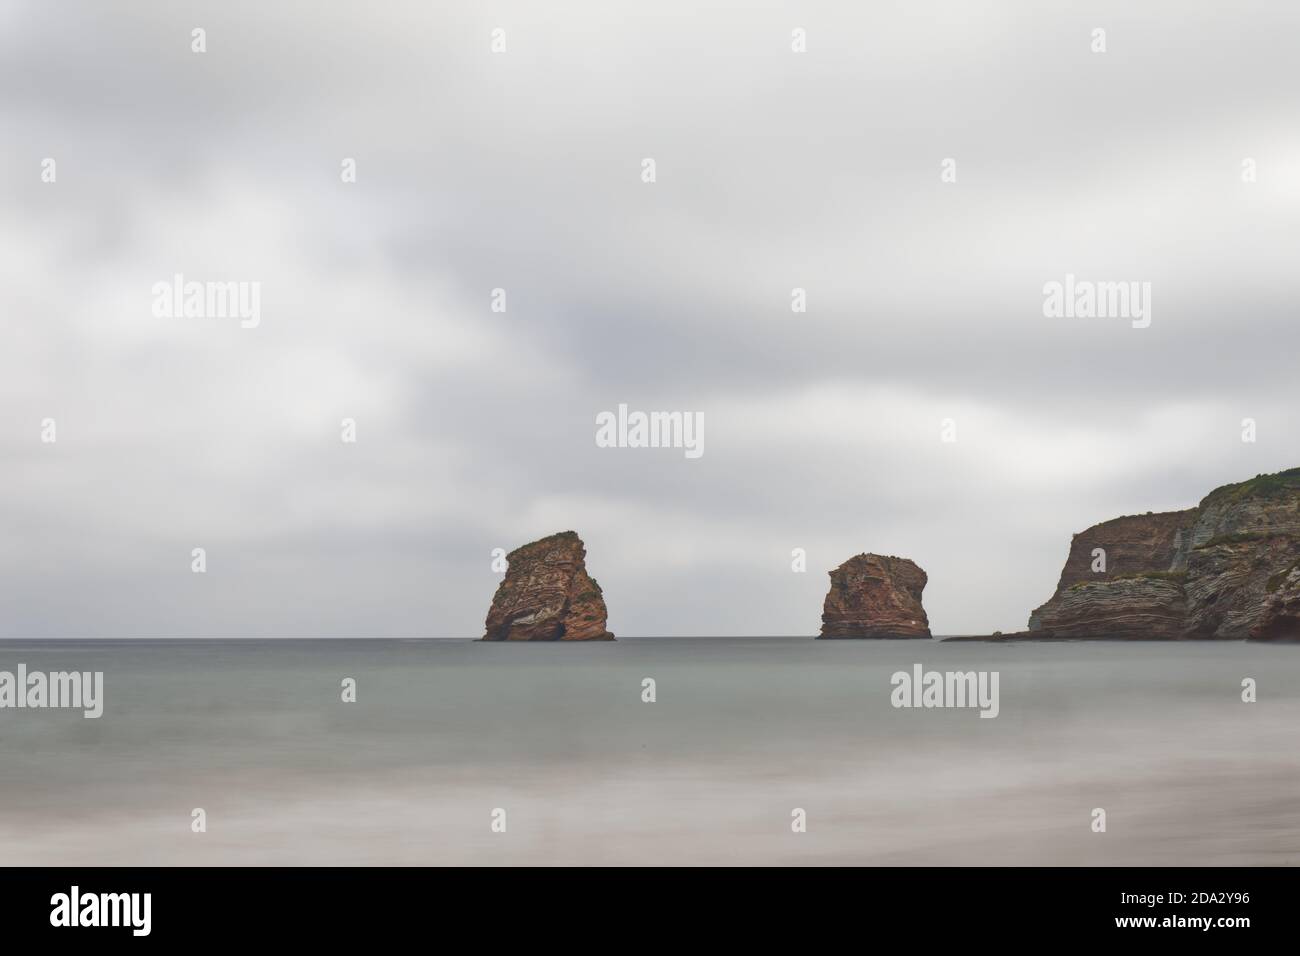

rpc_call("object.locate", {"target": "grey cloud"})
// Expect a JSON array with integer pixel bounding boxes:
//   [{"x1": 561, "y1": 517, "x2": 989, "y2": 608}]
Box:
[{"x1": 3, "y1": 0, "x2": 1298, "y2": 637}]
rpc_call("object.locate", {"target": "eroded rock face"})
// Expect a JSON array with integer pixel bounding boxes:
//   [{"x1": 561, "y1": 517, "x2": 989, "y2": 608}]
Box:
[
  {"x1": 819, "y1": 553, "x2": 931, "y2": 639},
  {"x1": 1030, "y1": 578, "x2": 1187, "y2": 639},
  {"x1": 482, "y1": 531, "x2": 614, "y2": 641},
  {"x1": 1184, "y1": 535, "x2": 1300, "y2": 638},
  {"x1": 1028, "y1": 511, "x2": 1195, "y2": 637},
  {"x1": 1042, "y1": 511, "x2": 1196, "y2": 595},
  {"x1": 1252, "y1": 561, "x2": 1300, "y2": 641},
  {"x1": 1028, "y1": 467, "x2": 1300, "y2": 641}
]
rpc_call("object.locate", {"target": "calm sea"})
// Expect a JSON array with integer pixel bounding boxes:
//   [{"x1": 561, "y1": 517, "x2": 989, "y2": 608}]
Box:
[{"x1": 1, "y1": 638, "x2": 1296, "y2": 865}]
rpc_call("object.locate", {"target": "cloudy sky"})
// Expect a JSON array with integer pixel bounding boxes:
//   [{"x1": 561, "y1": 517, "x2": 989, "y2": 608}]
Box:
[{"x1": 3, "y1": 0, "x2": 1298, "y2": 637}]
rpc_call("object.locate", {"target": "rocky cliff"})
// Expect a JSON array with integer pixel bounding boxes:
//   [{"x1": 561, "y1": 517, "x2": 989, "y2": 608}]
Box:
[
  {"x1": 1027, "y1": 510, "x2": 1195, "y2": 639},
  {"x1": 482, "y1": 531, "x2": 614, "y2": 641},
  {"x1": 1028, "y1": 467, "x2": 1300, "y2": 641},
  {"x1": 819, "y1": 553, "x2": 931, "y2": 639}
]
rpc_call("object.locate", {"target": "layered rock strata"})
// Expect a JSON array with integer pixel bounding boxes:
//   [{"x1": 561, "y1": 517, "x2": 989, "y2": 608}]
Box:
[
  {"x1": 1027, "y1": 467, "x2": 1300, "y2": 641},
  {"x1": 819, "y1": 553, "x2": 931, "y2": 639},
  {"x1": 482, "y1": 531, "x2": 614, "y2": 641}
]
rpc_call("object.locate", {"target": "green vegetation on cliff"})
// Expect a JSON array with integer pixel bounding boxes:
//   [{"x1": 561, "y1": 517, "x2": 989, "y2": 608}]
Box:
[
  {"x1": 1201, "y1": 467, "x2": 1300, "y2": 507},
  {"x1": 1195, "y1": 530, "x2": 1274, "y2": 550}
]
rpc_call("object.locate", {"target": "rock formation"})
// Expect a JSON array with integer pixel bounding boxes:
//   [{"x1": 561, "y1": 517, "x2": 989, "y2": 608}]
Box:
[
  {"x1": 1027, "y1": 510, "x2": 1195, "y2": 639},
  {"x1": 819, "y1": 553, "x2": 931, "y2": 639},
  {"x1": 1252, "y1": 560, "x2": 1300, "y2": 640},
  {"x1": 1027, "y1": 467, "x2": 1300, "y2": 641},
  {"x1": 482, "y1": 531, "x2": 614, "y2": 641}
]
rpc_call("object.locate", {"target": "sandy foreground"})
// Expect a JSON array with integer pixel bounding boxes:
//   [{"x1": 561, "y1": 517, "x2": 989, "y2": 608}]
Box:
[{"x1": 4, "y1": 743, "x2": 1296, "y2": 866}]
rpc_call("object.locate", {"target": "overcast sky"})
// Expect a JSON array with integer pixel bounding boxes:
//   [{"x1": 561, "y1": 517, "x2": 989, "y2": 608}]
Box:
[{"x1": 3, "y1": 1, "x2": 1298, "y2": 637}]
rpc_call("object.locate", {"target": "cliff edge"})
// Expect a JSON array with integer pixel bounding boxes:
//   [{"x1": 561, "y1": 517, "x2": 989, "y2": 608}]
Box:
[{"x1": 1027, "y1": 467, "x2": 1300, "y2": 641}]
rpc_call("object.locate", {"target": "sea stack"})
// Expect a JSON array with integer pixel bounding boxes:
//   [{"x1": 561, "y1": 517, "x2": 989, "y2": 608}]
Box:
[
  {"x1": 819, "y1": 553, "x2": 932, "y2": 639},
  {"x1": 1027, "y1": 466, "x2": 1300, "y2": 641},
  {"x1": 482, "y1": 531, "x2": 614, "y2": 641}
]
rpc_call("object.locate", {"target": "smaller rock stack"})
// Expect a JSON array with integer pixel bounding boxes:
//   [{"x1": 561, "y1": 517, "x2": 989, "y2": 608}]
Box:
[{"x1": 819, "y1": 553, "x2": 932, "y2": 639}]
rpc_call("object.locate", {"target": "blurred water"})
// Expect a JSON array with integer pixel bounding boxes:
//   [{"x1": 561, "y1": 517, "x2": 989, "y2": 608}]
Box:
[{"x1": 0, "y1": 638, "x2": 1296, "y2": 865}]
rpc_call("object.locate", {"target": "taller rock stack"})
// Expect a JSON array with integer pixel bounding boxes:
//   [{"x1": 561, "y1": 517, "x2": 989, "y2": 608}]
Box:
[
  {"x1": 819, "y1": 553, "x2": 932, "y2": 639},
  {"x1": 482, "y1": 531, "x2": 614, "y2": 641}
]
